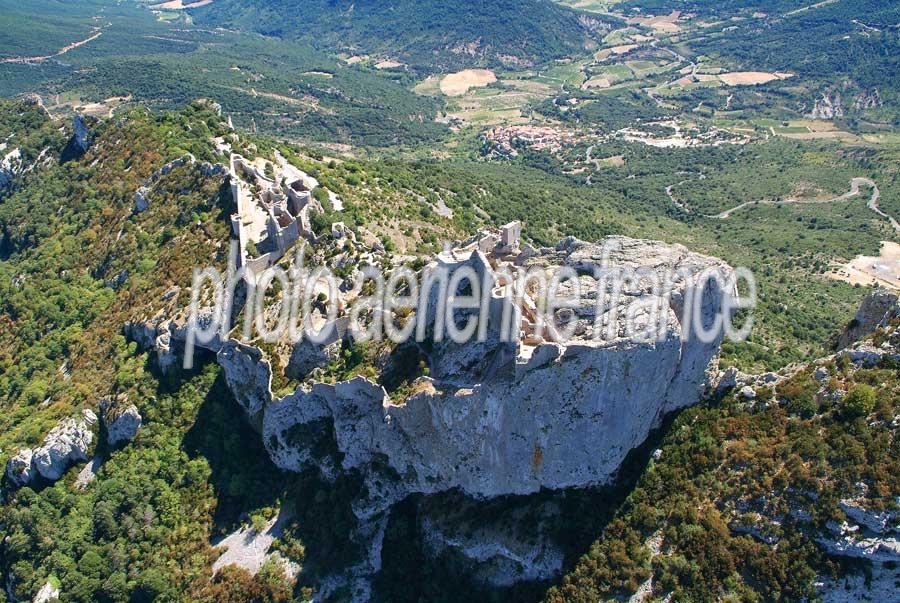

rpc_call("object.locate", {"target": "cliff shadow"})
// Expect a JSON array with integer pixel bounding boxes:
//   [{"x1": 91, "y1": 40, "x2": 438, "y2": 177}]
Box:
[
  {"x1": 182, "y1": 370, "x2": 285, "y2": 531},
  {"x1": 372, "y1": 410, "x2": 681, "y2": 602}
]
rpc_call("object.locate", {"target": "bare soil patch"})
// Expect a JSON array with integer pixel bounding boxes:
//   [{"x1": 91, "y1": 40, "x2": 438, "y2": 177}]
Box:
[
  {"x1": 598, "y1": 155, "x2": 625, "y2": 166},
  {"x1": 150, "y1": 0, "x2": 212, "y2": 9},
  {"x1": 375, "y1": 60, "x2": 404, "y2": 70},
  {"x1": 629, "y1": 10, "x2": 682, "y2": 32},
  {"x1": 583, "y1": 76, "x2": 613, "y2": 89},
  {"x1": 826, "y1": 241, "x2": 900, "y2": 290},
  {"x1": 594, "y1": 44, "x2": 639, "y2": 61},
  {"x1": 718, "y1": 71, "x2": 793, "y2": 86},
  {"x1": 440, "y1": 69, "x2": 497, "y2": 96}
]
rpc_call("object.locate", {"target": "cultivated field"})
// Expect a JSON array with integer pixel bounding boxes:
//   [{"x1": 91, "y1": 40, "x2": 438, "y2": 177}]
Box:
[{"x1": 439, "y1": 69, "x2": 498, "y2": 96}]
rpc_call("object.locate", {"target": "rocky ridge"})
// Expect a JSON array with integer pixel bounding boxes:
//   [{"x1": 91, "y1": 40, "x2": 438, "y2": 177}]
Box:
[
  {"x1": 5, "y1": 410, "x2": 97, "y2": 488},
  {"x1": 205, "y1": 231, "x2": 738, "y2": 595}
]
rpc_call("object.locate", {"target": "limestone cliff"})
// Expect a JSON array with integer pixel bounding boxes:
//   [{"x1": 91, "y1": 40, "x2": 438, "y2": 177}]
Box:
[{"x1": 211, "y1": 233, "x2": 737, "y2": 595}]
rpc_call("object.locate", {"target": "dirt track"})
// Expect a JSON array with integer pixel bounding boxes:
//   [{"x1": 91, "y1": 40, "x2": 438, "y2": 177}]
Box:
[
  {"x1": 712, "y1": 177, "x2": 899, "y2": 232},
  {"x1": 0, "y1": 30, "x2": 103, "y2": 64}
]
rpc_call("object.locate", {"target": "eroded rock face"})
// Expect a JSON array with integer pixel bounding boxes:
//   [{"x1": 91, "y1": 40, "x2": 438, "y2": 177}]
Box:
[
  {"x1": 218, "y1": 341, "x2": 274, "y2": 428},
  {"x1": 213, "y1": 235, "x2": 736, "y2": 592},
  {"x1": 6, "y1": 412, "x2": 97, "y2": 488},
  {"x1": 837, "y1": 288, "x2": 899, "y2": 350},
  {"x1": 71, "y1": 115, "x2": 94, "y2": 155},
  {"x1": 4, "y1": 448, "x2": 35, "y2": 488},
  {"x1": 32, "y1": 412, "x2": 96, "y2": 481},
  {"x1": 807, "y1": 92, "x2": 844, "y2": 119},
  {"x1": 100, "y1": 395, "x2": 142, "y2": 446}
]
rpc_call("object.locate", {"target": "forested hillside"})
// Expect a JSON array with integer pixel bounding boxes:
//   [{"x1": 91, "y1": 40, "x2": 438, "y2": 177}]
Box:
[
  {"x1": 0, "y1": 83, "x2": 895, "y2": 601},
  {"x1": 192, "y1": 0, "x2": 606, "y2": 72},
  {"x1": 0, "y1": 0, "x2": 448, "y2": 147}
]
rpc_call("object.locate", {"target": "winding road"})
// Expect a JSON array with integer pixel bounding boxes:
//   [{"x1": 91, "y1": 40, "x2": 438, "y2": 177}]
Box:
[
  {"x1": 710, "y1": 178, "x2": 899, "y2": 232},
  {"x1": 663, "y1": 176, "x2": 899, "y2": 232},
  {"x1": 665, "y1": 172, "x2": 704, "y2": 213},
  {"x1": 0, "y1": 29, "x2": 104, "y2": 64}
]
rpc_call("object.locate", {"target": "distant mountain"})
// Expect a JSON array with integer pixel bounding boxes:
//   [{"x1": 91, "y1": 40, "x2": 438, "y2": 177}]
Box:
[{"x1": 193, "y1": 0, "x2": 608, "y2": 72}]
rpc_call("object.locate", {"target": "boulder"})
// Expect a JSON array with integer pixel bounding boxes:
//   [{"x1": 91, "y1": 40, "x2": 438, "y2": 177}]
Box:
[
  {"x1": 100, "y1": 395, "x2": 142, "y2": 446},
  {"x1": 739, "y1": 385, "x2": 757, "y2": 400},
  {"x1": 4, "y1": 448, "x2": 35, "y2": 487},
  {"x1": 33, "y1": 581, "x2": 60, "y2": 603}
]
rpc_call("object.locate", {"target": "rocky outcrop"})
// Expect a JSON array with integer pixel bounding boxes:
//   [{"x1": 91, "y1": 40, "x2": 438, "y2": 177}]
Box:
[
  {"x1": 32, "y1": 411, "x2": 96, "y2": 481},
  {"x1": 33, "y1": 581, "x2": 59, "y2": 603},
  {"x1": 852, "y1": 89, "x2": 882, "y2": 111},
  {"x1": 134, "y1": 187, "x2": 150, "y2": 213},
  {"x1": 5, "y1": 411, "x2": 97, "y2": 488},
  {"x1": 840, "y1": 499, "x2": 900, "y2": 535},
  {"x1": 285, "y1": 337, "x2": 341, "y2": 380},
  {"x1": 213, "y1": 234, "x2": 736, "y2": 593},
  {"x1": 131, "y1": 154, "x2": 226, "y2": 214},
  {"x1": 807, "y1": 88, "x2": 883, "y2": 119},
  {"x1": 818, "y1": 520, "x2": 900, "y2": 563},
  {"x1": 0, "y1": 147, "x2": 22, "y2": 190},
  {"x1": 4, "y1": 449, "x2": 35, "y2": 488},
  {"x1": 837, "y1": 288, "x2": 899, "y2": 349},
  {"x1": 125, "y1": 302, "x2": 228, "y2": 374},
  {"x1": 807, "y1": 92, "x2": 844, "y2": 119},
  {"x1": 99, "y1": 395, "x2": 142, "y2": 446},
  {"x1": 71, "y1": 115, "x2": 94, "y2": 155},
  {"x1": 218, "y1": 341, "x2": 274, "y2": 428}
]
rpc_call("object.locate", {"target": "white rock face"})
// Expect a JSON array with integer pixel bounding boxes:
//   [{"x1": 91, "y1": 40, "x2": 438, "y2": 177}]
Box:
[
  {"x1": 31, "y1": 416, "x2": 95, "y2": 481},
  {"x1": 218, "y1": 341, "x2": 274, "y2": 427},
  {"x1": 840, "y1": 499, "x2": 899, "y2": 535},
  {"x1": 807, "y1": 92, "x2": 844, "y2": 119},
  {"x1": 100, "y1": 396, "x2": 142, "y2": 446},
  {"x1": 4, "y1": 448, "x2": 35, "y2": 487},
  {"x1": 818, "y1": 521, "x2": 900, "y2": 563},
  {"x1": 0, "y1": 147, "x2": 22, "y2": 189},
  {"x1": 134, "y1": 187, "x2": 150, "y2": 213},
  {"x1": 5, "y1": 412, "x2": 98, "y2": 489},
  {"x1": 33, "y1": 580, "x2": 59, "y2": 603},
  {"x1": 71, "y1": 115, "x2": 93, "y2": 155},
  {"x1": 837, "y1": 288, "x2": 899, "y2": 349},
  {"x1": 214, "y1": 235, "x2": 735, "y2": 589},
  {"x1": 233, "y1": 237, "x2": 733, "y2": 506}
]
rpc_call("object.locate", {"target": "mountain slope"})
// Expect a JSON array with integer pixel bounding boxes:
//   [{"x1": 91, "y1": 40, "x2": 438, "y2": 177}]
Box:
[{"x1": 193, "y1": 0, "x2": 605, "y2": 71}]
